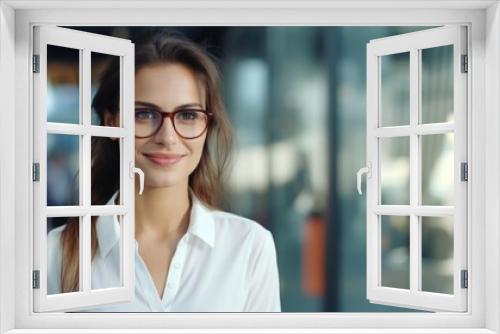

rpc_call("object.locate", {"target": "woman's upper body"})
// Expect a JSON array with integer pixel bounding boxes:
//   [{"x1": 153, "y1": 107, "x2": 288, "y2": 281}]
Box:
[
  {"x1": 52, "y1": 31, "x2": 281, "y2": 312},
  {"x1": 48, "y1": 189, "x2": 281, "y2": 312}
]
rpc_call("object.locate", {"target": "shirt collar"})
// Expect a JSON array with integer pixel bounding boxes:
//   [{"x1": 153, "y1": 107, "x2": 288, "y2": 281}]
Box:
[
  {"x1": 187, "y1": 188, "x2": 215, "y2": 248},
  {"x1": 96, "y1": 189, "x2": 215, "y2": 259}
]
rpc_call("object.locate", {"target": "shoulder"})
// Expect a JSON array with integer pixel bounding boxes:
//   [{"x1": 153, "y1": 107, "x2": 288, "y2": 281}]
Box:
[
  {"x1": 48, "y1": 224, "x2": 65, "y2": 243},
  {"x1": 210, "y1": 210, "x2": 275, "y2": 248},
  {"x1": 47, "y1": 224, "x2": 66, "y2": 294},
  {"x1": 211, "y1": 210, "x2": 268, "y2": 235},
  {"x1": 47, "y1": 224, "x2": 67, "y2": 258},
  {"x1": 48, "y1": 224, "x2": 66, "y2": 244}
]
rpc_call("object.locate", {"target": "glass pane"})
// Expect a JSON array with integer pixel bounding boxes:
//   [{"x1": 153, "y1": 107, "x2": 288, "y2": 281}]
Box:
[
  {"x1": 91, "y1": 215, "x2": 123, "y2": 290},
  {"x1": 47, "y1": 45, "x2": 80, "y2": 124},
  {"x1": 421, "y1": 216, "x2": 454, "y2": 294},
  {"x1": 91, "y1": 52, "x2": 121, "y2": 127},
  {"x1": 47, "y1": 217, "x2": 80, "y2": 294},
  {"x1": 421, "y1": 45, "x2": 454, "y2": 124},
  {"x1": 47, "y1": 134, "x2": 80, "y2": 206},
  {"x1": 91, "y1": 137, "x2": 123, "y2": 206},
  {"x1": 380, "y1": 137, "x2": 410, "y2": 205},
  {"x1": 380, "y1": 52, "x2": 410, "y2": 127},
  {"x1": 421, "y1": 133, "x2": 454, "y2": 206},
  {"x1": 381, "y1": 215, "x2": 410, "y2": 289}
]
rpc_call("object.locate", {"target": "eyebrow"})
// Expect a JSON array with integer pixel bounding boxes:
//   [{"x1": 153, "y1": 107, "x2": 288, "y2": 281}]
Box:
[{"x1": 135, "y1": 101, "x2": 204, "y2": 111}]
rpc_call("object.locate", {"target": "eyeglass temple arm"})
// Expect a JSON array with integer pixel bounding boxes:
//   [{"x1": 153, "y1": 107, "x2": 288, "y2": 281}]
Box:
[{"x1": 129, "y1": 162, "x2": 144, "y2": 195}]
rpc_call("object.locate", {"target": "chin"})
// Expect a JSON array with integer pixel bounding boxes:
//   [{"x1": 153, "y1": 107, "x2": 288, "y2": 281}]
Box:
[
  {"x1": 141, "y1": 169, "x2": 188, "y2": 189},
  {"x1": 146, "y1": 177, "x2": 183, "y2": 188}
]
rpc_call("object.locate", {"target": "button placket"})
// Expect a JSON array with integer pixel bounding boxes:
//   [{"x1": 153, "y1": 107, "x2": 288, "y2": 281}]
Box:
[{"x1": 162, "y1": 237, "x2": 188, "y2": 306}]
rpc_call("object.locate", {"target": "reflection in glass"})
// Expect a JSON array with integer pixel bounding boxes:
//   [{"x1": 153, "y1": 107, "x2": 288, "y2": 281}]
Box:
[
  {"x1": 421, "y1": 45, "x2": 454, "y2": 124},
  {"x1": 47, "y1": 134, "x2": 80, "y2": 206},
  {"x1": 91, "y1": 137, "x2": 122, "y2": 206},
  {"x1": 47, "y1": 45, "x2": 80, "y2": 124},
  {"x1": 421, "y1": 133, "x2": 454, "y2": 206},
  {"x1": 91, "y1": 215, "x2": 123, "y2": 290},
  {"x1": 381, "y1": 215, "x2": 410, "y2": 289},
  {"x1": 380, "y1": 52, "x2": 410, "y2": 127},
  {"x1": 91, "y1": 52, "x2": 121, "y2": 127},
  {"x1": 421, "y1": 216, "x2": 454, "y2": 294},
  {"x1": 380, "y1": 137, "x2": 410, "y2": 205},
  {"x1": 47, "y1": 217, "x2": 80, "y2": 294}
]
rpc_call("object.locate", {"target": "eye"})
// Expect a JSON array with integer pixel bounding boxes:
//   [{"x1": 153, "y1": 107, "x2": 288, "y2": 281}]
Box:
[
  {"x1": 135, "y1": 109, "x2": 158, "y2": 121},
  {"x1": 176, "y1": 110, "x2": 199, "y2": 121}
]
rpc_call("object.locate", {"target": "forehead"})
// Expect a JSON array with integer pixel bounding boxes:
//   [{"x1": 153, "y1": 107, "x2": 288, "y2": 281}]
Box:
[{"x1": 135, "y1": 63, "x2": 206, "y2": 109}]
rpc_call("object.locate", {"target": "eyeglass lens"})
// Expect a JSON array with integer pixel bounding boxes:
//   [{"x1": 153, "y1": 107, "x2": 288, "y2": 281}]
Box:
[{"x1": 135, "y1": 108, "x2": 208, "y2": 139}]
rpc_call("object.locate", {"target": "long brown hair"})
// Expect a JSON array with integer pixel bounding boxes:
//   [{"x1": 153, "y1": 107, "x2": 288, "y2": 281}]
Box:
[{"x1": 59, "y1": 30, "x2": 233, "y2": 293}]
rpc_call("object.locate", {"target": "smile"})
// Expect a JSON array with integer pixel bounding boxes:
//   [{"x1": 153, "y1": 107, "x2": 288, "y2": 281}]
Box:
[{"x1": 144, "y1": 154, "x2": 184, "y2": 167}]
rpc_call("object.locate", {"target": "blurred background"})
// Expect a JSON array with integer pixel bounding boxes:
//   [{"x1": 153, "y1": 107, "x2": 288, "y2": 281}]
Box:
[{"x1": 46, "y1": 26, "x2": 455, "y2": 312}]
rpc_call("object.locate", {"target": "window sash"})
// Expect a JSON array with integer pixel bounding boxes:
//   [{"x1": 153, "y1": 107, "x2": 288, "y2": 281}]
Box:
[
  {"x1": 32, "y1": 25, "x2": 136, "y2": 312},
  {"x1": 366, "y1": 26, "x2": 468, "y2": 312}
]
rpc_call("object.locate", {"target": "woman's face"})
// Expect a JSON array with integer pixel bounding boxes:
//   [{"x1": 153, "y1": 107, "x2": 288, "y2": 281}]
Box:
[{"x1": 130, "y1": 62, "x2": 208, "y2": 189}]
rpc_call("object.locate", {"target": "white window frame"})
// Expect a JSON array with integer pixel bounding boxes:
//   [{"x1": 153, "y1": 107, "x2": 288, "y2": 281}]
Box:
[
  {"x1": 32, "y1": 25, "x2": 136, "y2": 312},
  {"x1": 365, "y1": 26, "x2": 468, "y2": 312},
  {"x1": 0, "y1": 1, "x2": 499, "y2": 333}
]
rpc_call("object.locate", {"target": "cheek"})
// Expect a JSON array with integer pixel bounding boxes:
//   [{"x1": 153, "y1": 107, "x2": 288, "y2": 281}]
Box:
[
  {"x1": 134, "y1": 139, "x2": 147, "y2": 154},
  {"x1": 187, "y1": 137, "x2": 207, "y2": 166}
]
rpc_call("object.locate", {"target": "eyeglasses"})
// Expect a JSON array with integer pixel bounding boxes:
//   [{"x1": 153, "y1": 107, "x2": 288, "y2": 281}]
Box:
[{"x1": 135, "y1": 104, "x2": 213, "y2": 139}]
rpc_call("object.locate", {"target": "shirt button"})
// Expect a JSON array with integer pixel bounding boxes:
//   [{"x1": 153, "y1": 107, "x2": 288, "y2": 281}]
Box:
[
  {"x1": 173, "y1": 263, "x2": 180, "y2": 269},
  {"x1": 167, "y1": 282, "x2": 175, "y2": 289}
]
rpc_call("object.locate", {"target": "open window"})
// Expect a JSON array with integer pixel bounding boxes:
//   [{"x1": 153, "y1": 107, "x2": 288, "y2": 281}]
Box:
[
  {"x1": 359, "y1": 26, "x2": 467, "y2": 312},
  {"x1": 32, "y1": 26, "x2": 137, "y2": 312}
]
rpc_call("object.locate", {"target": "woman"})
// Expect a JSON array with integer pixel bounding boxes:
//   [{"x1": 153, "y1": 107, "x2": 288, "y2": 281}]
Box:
[{"x1": 47, "y1": 30, "x2": 281, "y2": 312}]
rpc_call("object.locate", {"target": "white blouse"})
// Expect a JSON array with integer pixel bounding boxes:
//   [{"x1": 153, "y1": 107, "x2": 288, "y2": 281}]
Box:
[{"x1": 47, "y1": 190, "x2": 281, "y2": 312}]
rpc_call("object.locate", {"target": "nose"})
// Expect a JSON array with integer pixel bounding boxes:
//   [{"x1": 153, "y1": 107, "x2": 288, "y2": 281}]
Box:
[{"x1": 154, "y1": 116, "x2": 179, "y2": 145}]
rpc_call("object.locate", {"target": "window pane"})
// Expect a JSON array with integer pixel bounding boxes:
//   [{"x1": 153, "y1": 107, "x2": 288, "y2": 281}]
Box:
[
  {"x1": 91, "y1": 52, "x2": 121, "y2": 127},
  {"x1": 381, "y1": 215, "x2": 410, "y2": 289},
  {"x1": 47, "y1": 217, "x2": 80, "y2": 295},
  {"x1": 47, "y1": 45, "x2": 80, "y2": 124},
  {"x1": 91, "y1": 215, "x2": 123, "y2": 290},
  {"x1": 91, "y1": 137, "x2": 123, "y2": 206},
  {"x1": 421, "y1": 216, "x2": 454, "y2": 294},
  {"x1": 380, "y1": 137, "x2": 410, "y2": 205},
  {"x1": 47, "y1": 134, "x2": 80, "y2": 206},
  {"x1": 421, "y1": 133, "x2": 454, "y2": 206},
  {"x1": 380, "y1": 52, "x2": 410, "y2": 127},
  {"x1": 421, "y1": 45, "x2": 454, "y2": 124}
]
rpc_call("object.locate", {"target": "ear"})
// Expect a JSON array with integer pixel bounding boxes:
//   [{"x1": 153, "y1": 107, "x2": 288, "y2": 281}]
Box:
[
  {"x1": 102, "y1": 110, "x2": 119, "y2": 141},
  {"x1": 102, "y1": 110, "x2": 115, "y2": 126}
]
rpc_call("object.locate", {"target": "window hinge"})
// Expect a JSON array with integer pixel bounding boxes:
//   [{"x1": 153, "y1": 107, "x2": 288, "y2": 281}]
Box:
[
  {"x1": 32, "y1": 163, "x2": 40, "y2": 182},
  {"x1": 461, "y1": 162, "x2": 468, "y2": 182},
  {"x1": 461, "y1": 269, "x2": 468, "y2": 289},
  {"x1": 32, "y1": 55, "x2": 40, "y2": 73},
  {"x1": 33, "y1": 270, "x2": 40, "y2": 289},
  {"x1": 461, "y1": 54, "x2": 468, "y2": 73}
]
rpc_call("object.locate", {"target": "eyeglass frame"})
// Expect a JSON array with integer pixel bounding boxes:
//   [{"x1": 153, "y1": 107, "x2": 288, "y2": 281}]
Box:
[{"x1": 134, "y1": 103, "x2": 213, "y2": 140}]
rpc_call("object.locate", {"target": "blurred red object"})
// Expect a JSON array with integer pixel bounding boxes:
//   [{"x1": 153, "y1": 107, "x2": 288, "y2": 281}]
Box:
[{"x1": 302, "y1": 213, "x2": 326, "y2": 297}]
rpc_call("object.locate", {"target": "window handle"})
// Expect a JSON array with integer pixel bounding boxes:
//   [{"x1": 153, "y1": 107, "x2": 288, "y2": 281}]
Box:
[
  {"x1": 130, "y1": 162, "x2": 144, "y2": 195},
  {"x1": 356, "y1": 162, "x2": 371, "y2": 195}
]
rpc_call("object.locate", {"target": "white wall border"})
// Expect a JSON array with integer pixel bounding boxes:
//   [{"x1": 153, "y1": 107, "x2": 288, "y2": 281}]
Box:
[
  {"x1": 485, "y1": 2, "x2": 500, "y2": 334},
  {"x1": 0, "y1": 2, "x2": 17, "y2": 334},
  {"x1": 0, "y1": 1, "x2": 497, "y2": 333}
]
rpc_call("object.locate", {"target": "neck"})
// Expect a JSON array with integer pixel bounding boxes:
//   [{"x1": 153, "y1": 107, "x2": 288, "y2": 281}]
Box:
[{"x1": 134, "y1": 180, "x2": 191, "y2": 241}]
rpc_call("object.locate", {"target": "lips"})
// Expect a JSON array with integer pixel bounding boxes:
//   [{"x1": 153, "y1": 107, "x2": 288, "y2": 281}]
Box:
[{"x1": 143, "y1": 153, "x2": 185, "y2": 167}]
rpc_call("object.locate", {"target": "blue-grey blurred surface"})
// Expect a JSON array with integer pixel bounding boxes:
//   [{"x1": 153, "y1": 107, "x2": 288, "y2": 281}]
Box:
[{"x1": 46, "y1": 26, "x2": 454, "y2": 312}]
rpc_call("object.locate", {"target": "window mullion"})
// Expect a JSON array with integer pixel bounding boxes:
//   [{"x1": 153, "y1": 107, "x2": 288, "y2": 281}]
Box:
[
  {"x1": 409, "y1": 48, "x2": 420, "y2": 293},
  {"x1": 81, "y1": 48, "x2": 92, "y2": 293}
]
